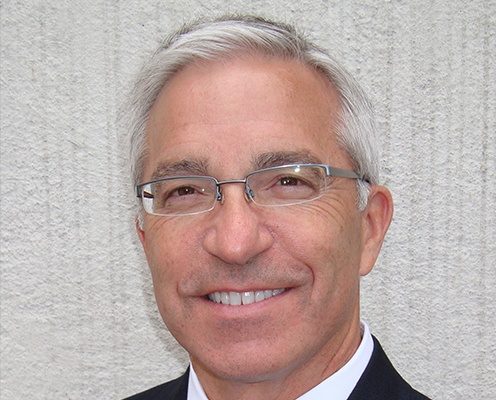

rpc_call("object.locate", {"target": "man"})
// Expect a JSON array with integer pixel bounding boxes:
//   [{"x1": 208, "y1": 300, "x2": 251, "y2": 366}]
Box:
[{"x1": 124, "y1": 15, "x2": 429, "y2": 400}]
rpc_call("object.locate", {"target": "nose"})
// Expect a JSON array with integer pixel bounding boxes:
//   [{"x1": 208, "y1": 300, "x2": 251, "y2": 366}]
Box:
[{"x1": 202, "y1": 186, "x2": 274, "y2": 266}]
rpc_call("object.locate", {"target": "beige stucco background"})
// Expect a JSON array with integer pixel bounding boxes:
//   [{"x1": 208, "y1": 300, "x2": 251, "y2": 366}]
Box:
[{"x1": 1, "y1": 1, "x2": 495, "y2": 399}]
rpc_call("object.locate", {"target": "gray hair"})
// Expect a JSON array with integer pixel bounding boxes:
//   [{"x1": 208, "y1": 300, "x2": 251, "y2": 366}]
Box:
[{"x1": 126, "y1": 15, "x2": 378, "y2": 212}]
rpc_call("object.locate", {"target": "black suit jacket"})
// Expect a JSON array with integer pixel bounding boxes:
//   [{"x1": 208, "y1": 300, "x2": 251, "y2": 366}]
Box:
[{"x1": 124, "y1": 337, "x2": 430, "y2": 400}]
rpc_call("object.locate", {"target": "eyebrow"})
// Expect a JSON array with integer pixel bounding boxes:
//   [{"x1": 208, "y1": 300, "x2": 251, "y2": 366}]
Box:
[
  {"x1": 150, "y1": 159, "x2": 209, "y2": 181},
  {"x1": 148, "y1": 150, "x2": 322, "y2": 181},
  {"x1": 253, "y1": 151, "x2": 323, "y2": 169}
]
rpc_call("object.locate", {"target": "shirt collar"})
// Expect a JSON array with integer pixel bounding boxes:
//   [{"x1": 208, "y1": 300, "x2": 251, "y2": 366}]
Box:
[
  {"x1": 296, "y1": 321, "x2": 373, "y2": 399},
  {"x1": 188, "y1": 362, "x2": 209, "y2": 400},
  {"x1": 187, "y1": 322, "x2": 373, "y2": 400}
]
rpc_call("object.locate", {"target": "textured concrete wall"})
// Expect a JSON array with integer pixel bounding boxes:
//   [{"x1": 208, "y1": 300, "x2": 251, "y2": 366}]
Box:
[{"x1": 1, "y1": 1, "x2": 494, "y2": 399}]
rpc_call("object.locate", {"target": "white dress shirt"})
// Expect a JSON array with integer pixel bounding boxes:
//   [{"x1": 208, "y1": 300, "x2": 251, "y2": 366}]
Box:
[{"x1": 187, "y1": 322, "x2": 374, "y2": 400}]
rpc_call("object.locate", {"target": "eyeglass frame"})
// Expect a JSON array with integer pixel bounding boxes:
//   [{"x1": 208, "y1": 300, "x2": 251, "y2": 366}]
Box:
[{"x1": 136, "y1": 163, "x2": 367, "y2": 217}]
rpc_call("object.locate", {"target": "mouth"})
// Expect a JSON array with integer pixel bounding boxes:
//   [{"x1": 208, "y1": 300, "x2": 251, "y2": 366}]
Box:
[{"x1": 207, "y1": 288, "x2": 286, "y2": 306}]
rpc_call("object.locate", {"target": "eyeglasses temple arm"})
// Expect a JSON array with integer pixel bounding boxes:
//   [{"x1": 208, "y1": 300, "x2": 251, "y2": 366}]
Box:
[{"x1": 326, "y1": 166, "x2": 369, "y2": 182}]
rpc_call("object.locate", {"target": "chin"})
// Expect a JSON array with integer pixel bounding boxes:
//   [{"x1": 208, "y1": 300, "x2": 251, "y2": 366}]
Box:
[{"x1": 190, "y1": 339, "x2": 307, "y2": 384}]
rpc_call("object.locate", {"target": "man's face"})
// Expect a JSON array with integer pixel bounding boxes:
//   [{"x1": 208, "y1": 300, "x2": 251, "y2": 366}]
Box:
[{"x1": 138, "y1": 56, "x2": 380, "y2": 387}]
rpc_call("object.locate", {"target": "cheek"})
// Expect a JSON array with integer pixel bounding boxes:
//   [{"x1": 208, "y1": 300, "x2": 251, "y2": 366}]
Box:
[
  {"x1": 270, "y1": 201, "x2": 363, "y2": 298},
  {"x1": 143, "y1": 220, "x2": 190, "y2": 291},
  {"x1": 142, "y1": 222, "x2": 197, "y2": 333},
  {"x1": 271, "y1": 198, "x2": 360, "y2": 263}
]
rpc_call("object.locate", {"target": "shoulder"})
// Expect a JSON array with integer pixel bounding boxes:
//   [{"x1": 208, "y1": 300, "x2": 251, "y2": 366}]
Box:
[
  {"x1": 122, "y1": 370, "x2": 189, "y2": 400},
  {"x1": 349, "y1": 336, "x2": 431, "y2": 400}
]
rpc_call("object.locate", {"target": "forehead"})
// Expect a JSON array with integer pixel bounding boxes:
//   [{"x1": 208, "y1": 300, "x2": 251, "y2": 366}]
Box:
[{"x1": 144, "y1": 55, "x2": 345, "y2": 179}]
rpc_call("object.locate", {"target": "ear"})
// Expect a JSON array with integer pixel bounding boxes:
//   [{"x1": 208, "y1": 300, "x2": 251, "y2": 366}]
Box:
[
  {"x1": 359, "y1": 185, "x2": 394, "y2": 276},
  {"x1": 136, "y1": 216, "x2": 146, "y2": 247}
]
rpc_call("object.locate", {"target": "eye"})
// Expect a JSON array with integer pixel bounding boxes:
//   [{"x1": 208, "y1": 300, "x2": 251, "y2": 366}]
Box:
[
  {"x1": 273, "y1": 174, "x2": 316, "y2": 189},
  {"x1": 154, "y1": 182, "x2": 208, "y2": 209},
  {"x1": 163, "y1": 185, "x2": 206, "y2": 203},
  {"x1": 172, "y1": 186, "x2": 197, "y2": 197},
  {"x1": 264, "y1": 173, "x2": 318, "y2": 201},
  {"x1": 279, "y1": 176, "x2": 303, "y2": 186}
]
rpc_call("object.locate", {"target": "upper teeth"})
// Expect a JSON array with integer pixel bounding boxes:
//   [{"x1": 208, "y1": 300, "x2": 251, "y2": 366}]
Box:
[{"x1": 208, "y1": 289, "x2": 285, "y2": 306}]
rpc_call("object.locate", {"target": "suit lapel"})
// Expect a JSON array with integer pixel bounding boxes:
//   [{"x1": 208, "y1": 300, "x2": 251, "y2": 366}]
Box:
[
  {"x1": 168, "y1": 368, "x2": 189, "y2": 400},
  {"x1": 347, "y1": 336, "x2": 422, "y2": 400}
]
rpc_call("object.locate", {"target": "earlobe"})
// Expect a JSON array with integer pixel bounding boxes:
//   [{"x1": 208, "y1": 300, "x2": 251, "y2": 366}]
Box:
[{"x1": 359, "y1": 185, "x2": 394, "y2": 276}]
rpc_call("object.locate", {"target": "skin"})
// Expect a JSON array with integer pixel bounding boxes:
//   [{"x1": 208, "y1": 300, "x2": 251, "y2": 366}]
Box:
[{"x1": 137, "y1": 55, "x2": 393, "y2": 399}]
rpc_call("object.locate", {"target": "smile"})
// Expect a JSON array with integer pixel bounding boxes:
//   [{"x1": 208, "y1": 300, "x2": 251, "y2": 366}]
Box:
[{"x1": 207, "y1": 289, "x2": 285, "y2": 306}]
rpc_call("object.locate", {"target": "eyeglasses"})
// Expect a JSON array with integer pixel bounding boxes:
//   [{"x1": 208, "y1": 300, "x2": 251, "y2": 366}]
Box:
[{"x1": 136, "y1": 163, "x2": 364, "y2": 217}]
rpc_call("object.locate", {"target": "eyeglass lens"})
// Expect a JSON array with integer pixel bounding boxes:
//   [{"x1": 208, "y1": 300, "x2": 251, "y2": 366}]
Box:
[{"x1": 141, "y1": 165, "x2": 329, "y2": 216}]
